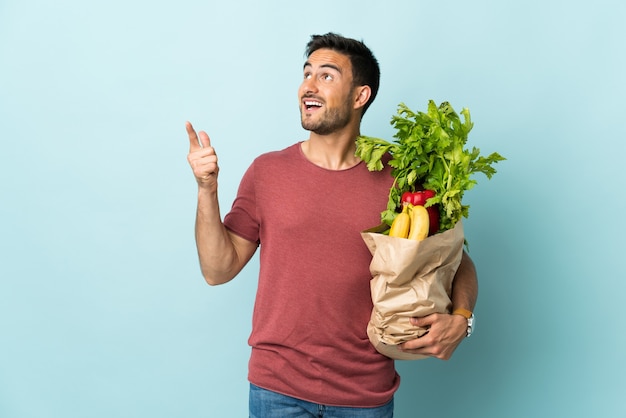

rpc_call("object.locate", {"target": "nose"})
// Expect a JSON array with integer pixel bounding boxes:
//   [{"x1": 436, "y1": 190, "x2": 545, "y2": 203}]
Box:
[{"x1": 301, "y1": 76, "x2": 318, "y2": 95}]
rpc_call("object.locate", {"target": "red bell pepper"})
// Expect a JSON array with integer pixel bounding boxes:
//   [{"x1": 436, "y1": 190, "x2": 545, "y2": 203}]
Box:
[{"x1": 401, "y1": 190, "x2": 440, "y2": 235}]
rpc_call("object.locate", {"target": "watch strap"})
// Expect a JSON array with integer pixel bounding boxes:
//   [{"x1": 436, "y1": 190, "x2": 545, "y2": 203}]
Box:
[
  {"x1": 452, "y1": 308, "x2": 474, "y2": 337},
  {"x1": 452, "y1": 308, "x2": 473, "y2": 319}
]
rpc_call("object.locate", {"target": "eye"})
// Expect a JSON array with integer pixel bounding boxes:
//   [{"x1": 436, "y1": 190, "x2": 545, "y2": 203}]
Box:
[
  {"x1": 303, "y1": 72, "x2": 312, "y2": 80},
  {"x1": 322, "y1": 73, "x2": 334, "y2": 82}
]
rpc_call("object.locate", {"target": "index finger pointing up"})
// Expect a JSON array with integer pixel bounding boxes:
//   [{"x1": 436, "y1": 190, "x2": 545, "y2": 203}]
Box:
[
  {"x1": 186, "y1": 121, "x2": 201, "y2": 151},
  {"x1": 186, "y1": 121, "x2": 212, "y2": 150}
]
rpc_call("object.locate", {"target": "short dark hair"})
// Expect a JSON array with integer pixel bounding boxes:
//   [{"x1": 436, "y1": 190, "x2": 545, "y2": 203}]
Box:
[{"x1": 305, "y1": 33, "x2": 380, "y2": 117}]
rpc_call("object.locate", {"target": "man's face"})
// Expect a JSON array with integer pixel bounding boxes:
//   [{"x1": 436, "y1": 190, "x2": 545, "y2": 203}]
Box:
[{"x1": 299, "y1": 49, "x2": 357, "y2": 135}]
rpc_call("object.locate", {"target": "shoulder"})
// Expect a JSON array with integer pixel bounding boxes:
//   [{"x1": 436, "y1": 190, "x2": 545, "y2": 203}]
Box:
[
  {"x1": 249, "y1": 143, "x2": 305, "y2": 175},
  {"x1": 241, "y1": 142, "x2": 304, "y2": 184},
  {"x1": 252, "y1": 142, "x2": 302, "y2": 165}
]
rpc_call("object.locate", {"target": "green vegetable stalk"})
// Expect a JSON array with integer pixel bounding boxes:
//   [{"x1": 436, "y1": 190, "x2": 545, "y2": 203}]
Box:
[{"x1": 356, "y1": 100, "x2": 505, "y2": 232}]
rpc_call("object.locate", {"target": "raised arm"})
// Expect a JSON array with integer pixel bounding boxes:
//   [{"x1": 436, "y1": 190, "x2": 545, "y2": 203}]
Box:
[{"x1": 186, "y1": 122, "x2": 258, "y2": 285}]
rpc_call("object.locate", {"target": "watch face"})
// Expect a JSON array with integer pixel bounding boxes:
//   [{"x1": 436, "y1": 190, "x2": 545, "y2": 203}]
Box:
[{"x1": 466, "y1": 314, "x2": 474, "y2": 337}]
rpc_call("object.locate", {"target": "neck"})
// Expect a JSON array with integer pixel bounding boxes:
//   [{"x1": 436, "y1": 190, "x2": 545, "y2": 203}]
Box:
[{"x1": 301, "y1": 126, "x2": 362, "y2": 170}]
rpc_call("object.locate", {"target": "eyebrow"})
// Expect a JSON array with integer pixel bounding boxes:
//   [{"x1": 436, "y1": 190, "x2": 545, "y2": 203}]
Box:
[{"x1": 303, "y1": 61, "x2": 343, "y2": 74}]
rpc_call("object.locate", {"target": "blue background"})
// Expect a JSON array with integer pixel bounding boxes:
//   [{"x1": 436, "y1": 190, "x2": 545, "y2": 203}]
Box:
[{"x1": 1, "y1": 1, "x2": 625, "y2": 417}]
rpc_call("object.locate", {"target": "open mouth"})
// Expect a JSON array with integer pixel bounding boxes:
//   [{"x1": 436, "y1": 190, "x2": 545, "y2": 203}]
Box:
[{"x1": 303, "y1": 99, "x2": 323, "y2": 111}]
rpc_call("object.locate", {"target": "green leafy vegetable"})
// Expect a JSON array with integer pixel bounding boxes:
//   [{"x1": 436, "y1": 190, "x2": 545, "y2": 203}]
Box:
[{"x1": 356, "y1": 100, "x2": 505, "y2": 231}]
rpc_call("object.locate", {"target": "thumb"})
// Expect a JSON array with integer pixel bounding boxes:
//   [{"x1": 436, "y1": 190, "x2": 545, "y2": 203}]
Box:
[{"x1": 198, "y1": 131, "x2": 212, "y2": 148}]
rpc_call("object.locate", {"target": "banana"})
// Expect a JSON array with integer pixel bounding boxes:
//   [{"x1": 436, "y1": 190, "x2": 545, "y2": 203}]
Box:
[
  {"x1": 389, "y1": 205, "x2": 411, "y2": 238},
  {"x1": 407, "y1": 204, "x2": 429, "y2": 241}
]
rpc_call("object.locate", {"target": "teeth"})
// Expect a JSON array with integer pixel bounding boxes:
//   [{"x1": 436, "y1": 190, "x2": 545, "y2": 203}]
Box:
[{"x1": 304, "y1": 100, "x2": 322, "y2": 107}]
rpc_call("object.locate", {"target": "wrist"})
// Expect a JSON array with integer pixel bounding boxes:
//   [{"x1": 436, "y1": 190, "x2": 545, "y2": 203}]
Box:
[
  {"x1": 197, "y1": 184, "x2": 219, "y2": 201},
  {"x1": 452, "y1": 308, "x2": 475, "y2": 337},
  {"x1": 452, "y1": 308, "x2": 472, "y2": 319}
]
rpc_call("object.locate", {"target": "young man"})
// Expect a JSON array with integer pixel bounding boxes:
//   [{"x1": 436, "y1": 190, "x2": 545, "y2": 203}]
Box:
[{"x1": 186, "y1": 33, "x2": 477, "y2": 417}]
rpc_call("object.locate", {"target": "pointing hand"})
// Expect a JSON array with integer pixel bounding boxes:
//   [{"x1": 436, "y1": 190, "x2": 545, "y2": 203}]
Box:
[{"x1": 186, "y1": 121, "x2": 219, "y2": 190}]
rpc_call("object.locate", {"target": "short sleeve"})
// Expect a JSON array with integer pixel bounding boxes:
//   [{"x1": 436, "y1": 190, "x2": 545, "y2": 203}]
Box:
[{"x1": 223, "y1": 162, "x2": 261, "y2": 244}]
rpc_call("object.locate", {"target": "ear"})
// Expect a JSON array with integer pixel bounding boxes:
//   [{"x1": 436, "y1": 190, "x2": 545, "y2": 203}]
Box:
[{"x1": 353, "y1": 85, "x2": 372, "y2": 111}]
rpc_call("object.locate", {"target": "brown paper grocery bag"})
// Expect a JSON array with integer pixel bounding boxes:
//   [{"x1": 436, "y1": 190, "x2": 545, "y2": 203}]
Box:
[{"x1": 361, "y1": 221, "x2": 464, "y2": 360}]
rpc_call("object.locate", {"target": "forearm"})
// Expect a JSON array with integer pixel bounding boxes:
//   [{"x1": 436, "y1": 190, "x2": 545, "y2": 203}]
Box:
[
  {"x1": 451, "y1": 250, "x2": 478, "y2": 312},
  {"x1": 194, "y1": 188, "x2": 246, "y2": 285}
]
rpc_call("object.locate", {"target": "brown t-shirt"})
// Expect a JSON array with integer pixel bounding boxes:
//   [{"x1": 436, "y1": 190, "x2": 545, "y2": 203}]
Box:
[{"x1": 224, "y1": 142, "x2": 400, "y2": 407}]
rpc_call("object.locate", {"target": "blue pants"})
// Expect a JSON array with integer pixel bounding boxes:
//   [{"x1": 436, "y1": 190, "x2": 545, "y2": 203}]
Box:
[{"x1": 249, "y1": 384, "x2": 394, "y2": 418}]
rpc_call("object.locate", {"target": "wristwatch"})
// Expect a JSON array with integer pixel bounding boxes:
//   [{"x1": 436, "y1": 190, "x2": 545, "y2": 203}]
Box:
[
  {"x1": 453, "y1": 308, "x2": 475, "y2": 338},
  {"x1": 466, "y1": 314, "x2": 475, "y2": 337}
]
